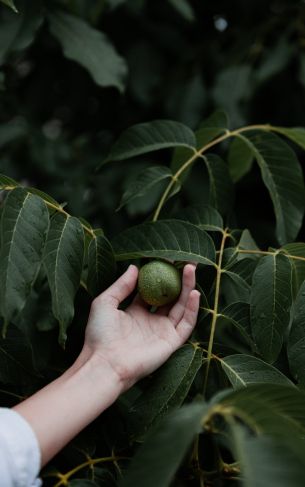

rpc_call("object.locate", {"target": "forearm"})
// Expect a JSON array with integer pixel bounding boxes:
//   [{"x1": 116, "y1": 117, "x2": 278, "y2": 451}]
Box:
[{"x1": 13, "y1": 346, "x2": 124, "y2": 467}]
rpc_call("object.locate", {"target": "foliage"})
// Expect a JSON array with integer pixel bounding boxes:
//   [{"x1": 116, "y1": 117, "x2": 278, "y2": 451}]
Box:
[{"x1": 2, "y1": 0, "x2": 305, "y2": 486}]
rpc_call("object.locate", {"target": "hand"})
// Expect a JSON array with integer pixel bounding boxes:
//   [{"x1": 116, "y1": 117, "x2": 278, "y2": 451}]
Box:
[{"x1": 83, "y1": 263, "x2": 200, "y2": 391}]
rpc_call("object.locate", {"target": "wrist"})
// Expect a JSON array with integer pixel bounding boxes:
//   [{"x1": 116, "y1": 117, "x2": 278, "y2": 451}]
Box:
[
  {"x1": 68, "y1": 345, "x2": 125, "y2": 397},
  {"x1": 74, "y1": 344, "x2": 136, "y2": 393}
]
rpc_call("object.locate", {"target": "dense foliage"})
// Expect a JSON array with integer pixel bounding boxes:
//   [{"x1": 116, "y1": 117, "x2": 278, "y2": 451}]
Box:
[{"x1": 2, "y1": 1, "x2": 305, "y2": 486}]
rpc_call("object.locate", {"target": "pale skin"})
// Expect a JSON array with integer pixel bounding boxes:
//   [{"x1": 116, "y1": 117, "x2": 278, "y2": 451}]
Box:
[{"x1": 13, "y1": 263, "x2": 200, "y2": 467}]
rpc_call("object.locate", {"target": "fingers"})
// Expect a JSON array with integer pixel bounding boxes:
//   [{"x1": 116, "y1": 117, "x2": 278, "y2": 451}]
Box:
[
  {"x1": 96, "y1": 264, "x2": 139, "y2": 308},
  {"x1": 175, "y1": 290, "x2": 200, "y2": 343},
  {"x1": 168, "y1": 264, "x2": 197, "y2": 325}
]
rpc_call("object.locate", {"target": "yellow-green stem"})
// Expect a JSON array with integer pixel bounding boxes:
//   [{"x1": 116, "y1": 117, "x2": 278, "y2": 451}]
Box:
[
  {"x1": 203, "y1": 229, "x2": 229, "y2": 395},
  {"x1": 152, "y1": 124, "x2": 271, "y2": 221}
]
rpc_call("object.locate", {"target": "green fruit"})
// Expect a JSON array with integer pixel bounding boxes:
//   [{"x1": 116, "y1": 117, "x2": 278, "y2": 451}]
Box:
[{"x1": 138, "y1": 260, "x2": 182, "y2": 307}]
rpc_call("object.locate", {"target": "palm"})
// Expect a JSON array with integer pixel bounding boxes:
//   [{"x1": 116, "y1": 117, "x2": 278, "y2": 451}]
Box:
[{"x1": 85, "y1": 264, "x2": 200, "y2": 389}]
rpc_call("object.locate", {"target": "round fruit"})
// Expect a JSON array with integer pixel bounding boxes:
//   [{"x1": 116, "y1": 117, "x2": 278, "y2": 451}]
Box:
[{"x1": 138, "y1": 260, "x2": 182, "y2": 307}]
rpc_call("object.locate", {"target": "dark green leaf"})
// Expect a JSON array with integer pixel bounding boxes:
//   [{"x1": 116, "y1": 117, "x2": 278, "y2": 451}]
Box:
[
  {"x1": 43, "y1": 213, "x2": 84, "y2": 346},
  {"x1": 274, "y1": 126, "x2": 305, "y2": 151},
  {"x1": 221, "y1": 269, "x2": 251, "y2": 303},
  {"x1": 177, "y1": 204, "x2": 223, "y2": 231},
  {"x1": 0, "y1": 173, "x2": 19, "y2": 190},
  {"x1": 130, "y1": 344, "x2": 203, "y2": 435},
  {"x1": 48, "y1": 10, "x2": 127, "y2": 92},
  {"x1": 228, "y1": 136, "x2": 254, "y2": 182},
  {"x1": 0, "y1": 0, "x2": 18, "y2": 12},
  {"x1": 199, "y1": 110, "x2": 229, "y2": 130},
  {"x1": 27, "y1": 187, "x2": 61, "y2": 208},
  {"x1": 104, "y1": 120, "x2": 196, "y2": 163},
  {"x1": 87, "y1": 234, "x2": 117, "y2": 297},
  {"x1": 201, "y1": 154, "x2": 235, "y2": 215},
  {"x1": 288, "y1": 281, "x2": 305, "y2": 385},
  {"x1": 231, "y1": 427, "x2": 305, "y2": 487},
  {"x1": 120, "y1": 402, "x2": 207, "y2": 487},
  {"x1": 0, "y1": 0, "x2": 43, "y2": 64},
  {"x1": 111, "y1": 220, "x2": 216, "y2": 265},
  {"x1": 282, "y1": 243, "x2": 305, "y2": 298},
  {"x1": 221, "y1": 354, "x2": 294, "y2": 389},
  {"x1": 236, "y1": 229, "x2": 260, "y2": 261},
  {"x1": 167, "y1": 0, "x2": 195, "y2": 22},
  {"x1": 0, "y1": 188, "x2": 49, "y2": 330},
  {"x1": 217, "y1": 383, "x2": 305, "y2": 436},
  {"x1": 117, "y1": 166, "x2": 173, "y2": 211},
  {"x1": 216, "y1": 302, "x2": 256, "y2": 352},
  {"x1": 240, "y1": 131, "x2": 305, "y2": 245},
  {"x1": 250, "y1": 253, "x2": 293, "y2": 363}
]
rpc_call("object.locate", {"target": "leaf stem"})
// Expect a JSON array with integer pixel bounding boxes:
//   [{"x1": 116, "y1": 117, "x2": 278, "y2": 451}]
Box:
[
  {"x1": 152, "y1": 124, "x2": 272, "y2": 221},
  {"x1": 203, "y1": 228, "x2": 229, "y2": 395},
  {"x1": 49, "y1": 455, "x2": 128, "y2": 486},
  {"x1": 238, "y1": 248, "x2": 305, "y2": 263}
]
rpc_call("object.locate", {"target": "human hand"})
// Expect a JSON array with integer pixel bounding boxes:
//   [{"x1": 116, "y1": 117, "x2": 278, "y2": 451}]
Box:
[{"x1": 83, "y1": 263, "x2": 200, "y2": 391}]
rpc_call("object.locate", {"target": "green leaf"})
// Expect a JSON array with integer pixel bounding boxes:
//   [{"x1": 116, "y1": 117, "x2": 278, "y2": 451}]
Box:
[
  {"x1": 87, "y1": 234, "x2": 117, "y2": 297},
  {"x1": 250, "y1": 253, "x2": 292, "y2": 363},
  {"x1": 221, "y1": 268, "x2": 251, "y2": 303},
  {"x1": 167, "y1": 0, "x2": 195, "y2": 22},
  {"x1": 0, "y1": 0, "x2": 43, "y2": 64},
  {"x1": 240, "y1": 131, "x2": 305, "y2": 245},
  {"x1": 221, "y1": 354, "x2": 294, "y2": 389},
  {"x1": 199, "y1": 110, "x2": 229, "y2": 130},
  {"x1": 282, "y1": 242, "x2": 305, "y2": 298},
  {"x1": 104, "y1": 120, "x2": 196, "y2": 163},
  {"x1": 111, "y1": 220, "x2": 216, "y2": 265},
  {"x1": 274, "y1": 126, "x2": 305, "y2": 151},
  {"x1": 43, "y1": 213, "x2": 84, "y2": 346},
  {"x1": 117, "y1": 166, "x2": 173, "y2": 211},
  {"x1": 236, "y1": 229, "x2": 260, "y2": 261},
  {"x1": 0, "y1": 0, "x2": 18, "y2": 12},
  {"x1": 177, "y1": 204, "x2": 223, "y2": 231},
  {"x1": 0, "y1": 323, "x2": 36, "y2": 386},
  {"x1": 230, "y1": 425, "x2": 305, "y2": 487},
  {"x1": 228, "y1": 136, "x2": 254, "y2": 182},
  {"x1": 201, "y1": 154, "x2": 235, "y2": 215},
  {"x1": 0, "y1": 173, "x2": 19, "y2": 189},
  {"x1": 48, "y1": 10, "x2": 127, "y2": 92},
  {"x1": 288, "y1": 281, "x2": 305, "y2": 385},
  {"x1": 217, "y1": 383, "x2": 305, "y2": 436},
  {"x1": 27, "y1": 187, "x2": 61, "y2": 208},
  {"x1": 216, "y1": 302, "x2": 256, "y2": 352},
  {"x1": 130, "y1": 344, "x2": 203, "y2": 436},
  {"x1": 0, "y1": 188, "x2": 49, "y2": 331},
  {"x1": 120, "y1": 402, "x2": 207, "y2": 487}
]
